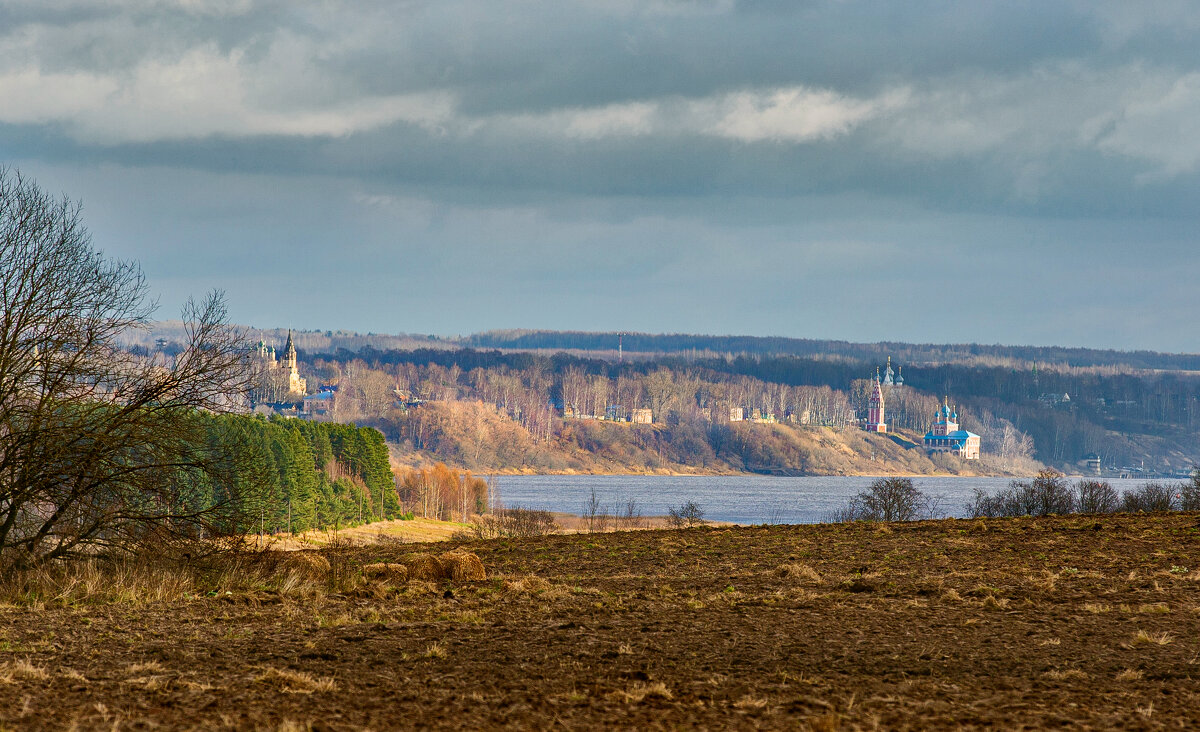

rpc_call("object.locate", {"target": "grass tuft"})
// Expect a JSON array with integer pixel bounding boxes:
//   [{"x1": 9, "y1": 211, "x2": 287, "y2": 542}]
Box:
[
  {"x1": 256, "y1": 667, "x2": 337, "y2": 694},
  {"x1": 776, "y1": 564, "x2": 822, "y2": 583},
  {"x1": 0, "y1": 658, "x2": 49, "y2": 683},
  {"x1": 1043, "y1": 669, "x2": 1088, "y2": 681},
  {"x1": 609, "y1": 681, "x2": 673, "y2": 703},
  {"x1": 1131, "y1": 629, "x2": 1172, "y2": 646}
]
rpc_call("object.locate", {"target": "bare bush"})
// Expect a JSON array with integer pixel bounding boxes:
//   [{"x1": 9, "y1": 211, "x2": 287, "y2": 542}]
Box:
[
  {"x1": 466, "y1": 507, "x2": 558, "y2": 539},
  {"x1": 1121, "y1": 483, "x2": 1176, "y2": 513},
  {"x1": 667, "y1": 501, "x2": 706, "y2": 529},
  {"x1": 833, "y1": 477, "x2": 934, "y2": 522},
  {"x1": 614, "y1": 498, "x2": 644, "y2": 530},
  {"x1": 1180, "y1": 470, "x2": 1200, "y2": 511},
  {"x1": 583, "y1": 487, "x2": 611, "y2": 533},
  {"x1": 1075, "y1": 480, "x2": 1119, "y2": 514},
  {"x1": 968, "y1": 471, "x2": 1074, "y2": 517}
]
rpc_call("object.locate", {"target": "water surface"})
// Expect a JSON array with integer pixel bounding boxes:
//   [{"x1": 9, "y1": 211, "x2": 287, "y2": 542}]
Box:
[{"x1": 490, "y1": 475, "x2": 1157, "y2": 525}]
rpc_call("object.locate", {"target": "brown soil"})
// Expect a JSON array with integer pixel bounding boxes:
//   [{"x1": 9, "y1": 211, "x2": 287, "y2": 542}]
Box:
[{"x1": 3, "y1": 513, "x2": 1200, "y2": 730}]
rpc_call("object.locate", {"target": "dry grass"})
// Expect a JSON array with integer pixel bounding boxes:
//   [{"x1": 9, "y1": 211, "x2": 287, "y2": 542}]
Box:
[
  {"x1": 439, "y1": 551, "x2": 487, "y2": 582},
  {"x1": 283, "y1": 552, "x2": 331, "y2": 579},
  {"x1": 0, "y1": 558, "x2": 195, "y2": 606},
  {"x1": 734, "y1": 694, "x2": 771, "y2": 710},
  {"x1": 1131, "y1": 630, "x2": 1173, "y2": 646},
  {"x1": 0, "y1": 658, "x2": 49, "y2": 683},
  {"x1": 401, "y1": 554, "x2": 445, "y2": 582},
  {"x1": 362, "y1": 562, "x2": 409, "y2": 583},
  {"x1": 502, "y1": 575, "x2": 557, "y2": 596},
  {"x1": 981, "y1": 595, "x2": 1010, "y2": 610},
  {"x1": 776, "y1": 563, "x2": 822, "y2": 583},
  {"x1": 610, "y1": 681, "x2": 673, "y2": 703},
  {"x1": 127, "y1": 661, "x2": 165, "y2": 675},
  {"x1": 1116, "y1": 668, "x2": 1144, "y2": 681},
  {"x1": 256, "y1": 667, "x2": 337, "y2": 694},
  {"x1": 1043, "y1": 669, "x2": 1088, "y2": 681}
]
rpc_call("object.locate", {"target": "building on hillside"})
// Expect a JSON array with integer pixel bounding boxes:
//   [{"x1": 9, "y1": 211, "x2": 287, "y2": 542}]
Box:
[
  {"x1": 605, "y1": 404, "x2": 627, "y2": 422},
  {"x1": 863, "y1": 369, "x2": 887, "y2": 433},
  {"x1": 881, "y1": 356, "x2": 904, "y2": 387},
  {"x1": 729, "y1": 407, "x2": 745, "y2": 422},
  {"x1": 750, "y1": 409, "x2": 776, "y2": 423},
  {"x1": 923, "y1": 400, "x2": 980, "y2": 460},
  {"x1": 630, "y1": 408, "x2": 653, "y2": 424},
  {"x1": 302, "y1": 389, "x2": 335, "y2": 419},
  {"x1": 252, "y1": 330, "x2": 307, "y2": 403},
  {"x1": 1039, "y1": 392, "x2": 1071, "y2": 406}
]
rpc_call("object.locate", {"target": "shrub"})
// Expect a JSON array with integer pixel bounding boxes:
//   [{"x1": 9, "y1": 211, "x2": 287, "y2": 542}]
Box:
[
  {"x1": 667, "y1": 501, "x2": 706, "y2": 528},
  {"x1": 1180, "y1": 469, "x2": 1200, "y2": 511},
  {"x1": 1121, "y1": 483, "x2": 1177, "y2": 513},
  {"x1": 1075, "y1": 480, "x2": 1119, "y2": 514},
  {"x1": 466, "y1": 507, "x2": 558, "y2": 539},
  {"x1": 834, "y1": 477, "x2": 933, "y2": 522},
  {"x1": 967, "y1": 485, "x2": 1022, "y2": 518},
  {"x1": 1018, "y1": 470, "x2": 1075, "y2": 516},
  {"x1": 967, "y1": 470, "x2": 1073, "y2": 517}
]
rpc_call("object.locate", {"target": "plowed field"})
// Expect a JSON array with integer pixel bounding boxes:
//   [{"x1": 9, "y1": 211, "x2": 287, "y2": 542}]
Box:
[{"x1": 3, "y1": 513, "x2": 1199, "y2": 730}]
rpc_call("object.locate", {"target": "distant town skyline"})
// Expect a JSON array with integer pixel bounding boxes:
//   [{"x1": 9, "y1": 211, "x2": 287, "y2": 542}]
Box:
[{"x1": 3, "y1": 2, "x2": 1199, "y2": 352}]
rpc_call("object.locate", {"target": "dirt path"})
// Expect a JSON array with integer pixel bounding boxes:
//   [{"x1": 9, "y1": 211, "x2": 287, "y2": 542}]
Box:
[{"x1": 2, "y1": 514, "x2": 1198, "y2": 729}]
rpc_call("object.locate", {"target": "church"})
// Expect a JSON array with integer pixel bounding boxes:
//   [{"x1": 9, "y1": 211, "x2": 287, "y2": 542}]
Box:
[
  {"x1": 862, "y1": 357, "x2": 902, "y2": 433},
  {"x1": 923, "y1": 400, "x2": 981, "y2": 460},
  {"x1": 252, "y1": 331, "x2": 307, "y2": 402}
]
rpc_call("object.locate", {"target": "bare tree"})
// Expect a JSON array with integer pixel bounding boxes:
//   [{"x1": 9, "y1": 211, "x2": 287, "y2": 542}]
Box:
[
  {"x1": 0, "y1": 169, "x2": 253, "y2": 567},
  {"x1": 832, "y1": 478, "x2": 935, "y2": 522}
]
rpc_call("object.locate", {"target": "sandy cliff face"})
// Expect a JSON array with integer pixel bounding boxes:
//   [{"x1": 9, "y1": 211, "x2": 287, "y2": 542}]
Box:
[{"x1": 382, "y1": 400, "x2": 1028, "y2": 477}]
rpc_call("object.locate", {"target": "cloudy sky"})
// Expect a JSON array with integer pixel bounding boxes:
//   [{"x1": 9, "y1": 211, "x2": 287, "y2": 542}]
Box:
[{"x1": 3, "y1": 1, "x2": 1199, "y2": 350}]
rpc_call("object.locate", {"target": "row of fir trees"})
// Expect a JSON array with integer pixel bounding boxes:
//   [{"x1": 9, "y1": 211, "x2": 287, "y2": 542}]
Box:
[{"x1": 186, "y1": 414, "x2": 404, "y2": 535}]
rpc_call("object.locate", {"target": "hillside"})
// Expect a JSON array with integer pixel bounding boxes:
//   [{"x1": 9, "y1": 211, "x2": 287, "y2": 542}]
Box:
[
  {"x1": 375, "y1": 400, "x2": 1027, "y2": 477},
  {"x1": 145, "y1": 322, "x2": 1200, "y2": 475}
]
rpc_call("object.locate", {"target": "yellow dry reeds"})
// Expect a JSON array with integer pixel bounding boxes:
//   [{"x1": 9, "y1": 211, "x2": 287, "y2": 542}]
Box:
[
  {"x1": 439, "y1": 551, "x2": 487, "y2": 582},
  {"x1": 362, "y1": 563, "x2": 409, "y2": 584}
]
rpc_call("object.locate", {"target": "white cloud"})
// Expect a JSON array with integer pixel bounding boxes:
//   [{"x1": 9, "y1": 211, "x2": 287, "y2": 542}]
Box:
[
  {"x1": 704, "y1": 87, "x2": 900, "y2": 143},
  {"x1": 0, "y1": 43, "x2": 456, "y2": 143},
  {"x1": 877, "y1": 63, "x2": 1200, "y2": 181},
  {"x1": 0, "y1": 68, "x2": 119, "y2": 123},
  {"x1": 1090, "y1": 72, "x2": 1200, "y2": 180},
  {"x1": 493, "y1": 86, "x2": 893, "y2": 143}
]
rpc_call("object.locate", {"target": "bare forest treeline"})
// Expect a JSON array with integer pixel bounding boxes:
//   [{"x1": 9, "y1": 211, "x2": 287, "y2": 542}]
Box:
[
  {"x1": 462, "y1": 330, "x2": 1200, "y2": 372},
  {"x1": 291, "y1": 346, "x2": 1200, "y2": 474},
  {"x1": 291, "y1": 351, "x2": 1038, "y2": 475}
]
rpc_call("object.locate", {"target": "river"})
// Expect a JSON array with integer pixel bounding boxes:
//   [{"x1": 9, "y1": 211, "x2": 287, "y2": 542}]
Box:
[{"x1": 489, "y1": 474, "x2": 1163, "y2": 525}]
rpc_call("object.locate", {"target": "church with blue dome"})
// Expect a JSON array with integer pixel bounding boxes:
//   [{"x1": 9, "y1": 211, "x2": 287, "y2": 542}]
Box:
[{"x1": 923, "y1": 400, "x2": 981, "y2": 460}]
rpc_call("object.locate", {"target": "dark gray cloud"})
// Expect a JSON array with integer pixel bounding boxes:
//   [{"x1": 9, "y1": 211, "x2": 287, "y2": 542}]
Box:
[{"x1": 2, "y1": 0, "x2": 1199, "y2": 350}]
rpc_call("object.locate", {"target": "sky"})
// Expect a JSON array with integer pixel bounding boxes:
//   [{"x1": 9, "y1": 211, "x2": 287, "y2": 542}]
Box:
[{"x1": 3, "y1": 1, "x2": 1200, "y2": 351}]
